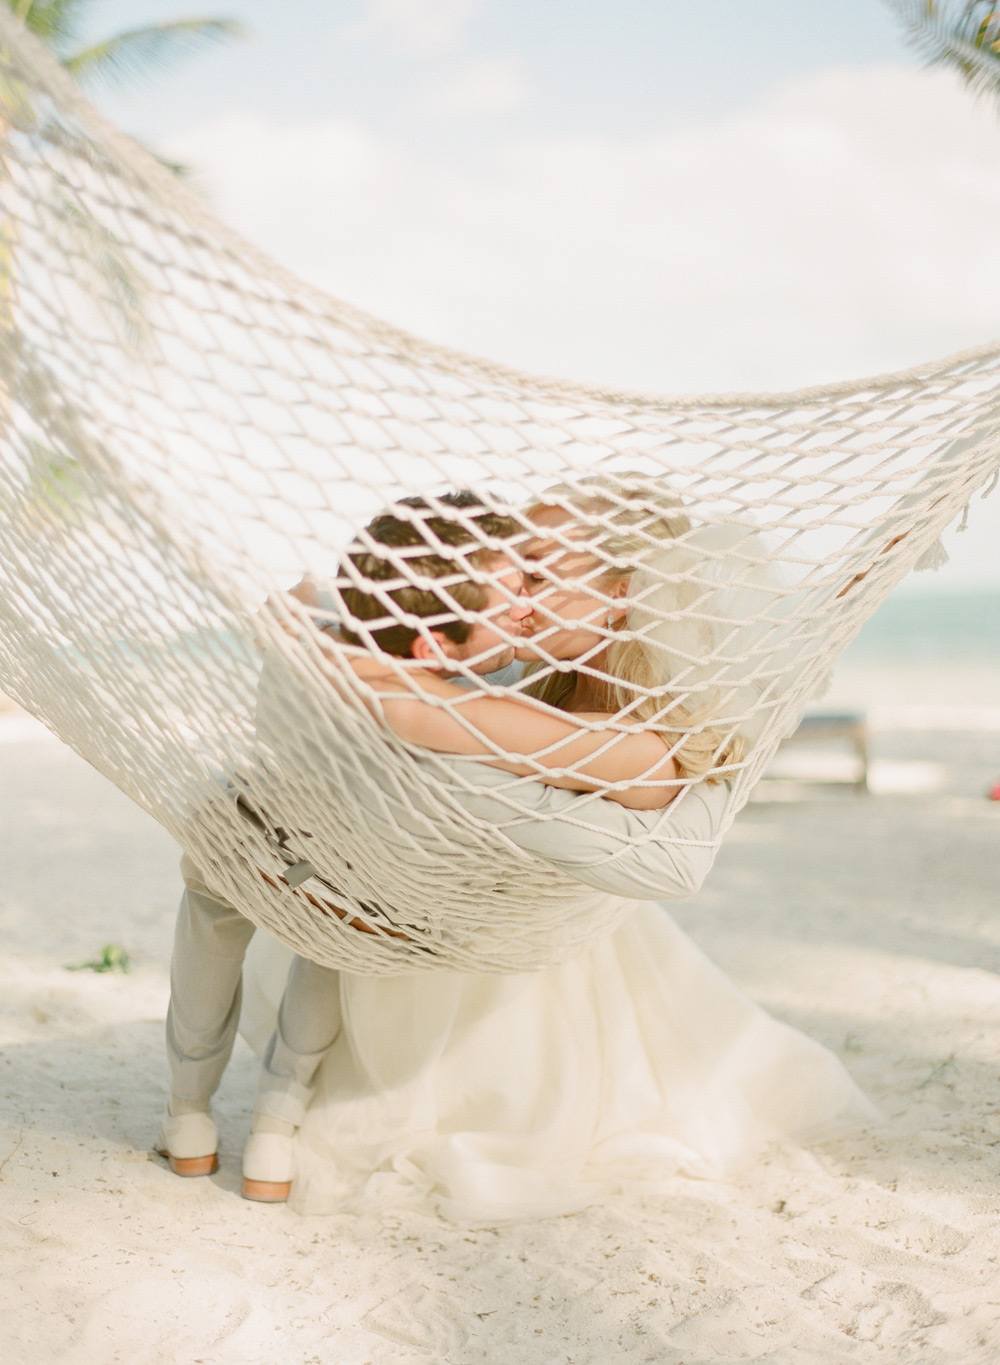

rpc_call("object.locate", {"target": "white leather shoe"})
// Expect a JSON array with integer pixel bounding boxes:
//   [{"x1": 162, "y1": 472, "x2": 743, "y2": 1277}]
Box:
[
  {"x1": 242, "y1": 1128, "x2": 295, "y2": 1203},
  {"x1": 155, "y1": 1110, "x2": 218, "y2": 1177}
]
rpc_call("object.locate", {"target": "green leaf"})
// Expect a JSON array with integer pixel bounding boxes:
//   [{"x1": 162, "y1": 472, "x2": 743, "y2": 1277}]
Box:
[
  {"x1": 8, "y1": 1, "x2": 83, "y2": 55},
  {"x1": 44, "y1": 190, "x2": 151, "y2": 348},
  {"x1": 61, "y1": 19, "x2": 244, "y2": 89},
  {"x1": 65, "y1": 943, "x2": 132, "y2": 973},
  {"x1": 885, "y1": 2, "x2": 1000, "y2": 102}
]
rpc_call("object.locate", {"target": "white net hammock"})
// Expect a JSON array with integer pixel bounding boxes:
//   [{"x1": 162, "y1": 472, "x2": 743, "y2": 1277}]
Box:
[{"x1": 1, "y1": 10, "x2": 997, "y2": 974}]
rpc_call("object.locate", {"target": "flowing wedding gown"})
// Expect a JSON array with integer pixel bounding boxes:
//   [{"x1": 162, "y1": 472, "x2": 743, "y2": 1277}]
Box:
[{"x1": 241, "y1": 897, "x2": 875, "y2": 1223}]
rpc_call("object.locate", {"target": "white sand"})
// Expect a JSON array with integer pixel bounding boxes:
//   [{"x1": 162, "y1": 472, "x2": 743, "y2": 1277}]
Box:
[{"x1": 2, "y1": 712, "x2": 1000, "y2": 1365}]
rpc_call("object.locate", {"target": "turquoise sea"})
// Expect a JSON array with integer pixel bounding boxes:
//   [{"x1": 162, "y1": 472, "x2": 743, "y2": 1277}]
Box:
[{"x1": 823, "y1": 589, "x2": 999, "y2": 718}]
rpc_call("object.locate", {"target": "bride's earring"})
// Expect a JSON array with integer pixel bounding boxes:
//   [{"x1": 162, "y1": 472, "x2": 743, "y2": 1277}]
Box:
[{"x1": 606, "y1": 610, "x2": 615, "y2": 629}]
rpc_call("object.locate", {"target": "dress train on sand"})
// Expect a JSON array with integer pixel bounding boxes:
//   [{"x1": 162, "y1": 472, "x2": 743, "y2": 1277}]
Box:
[{"x1": 240, "y1": 899, "x2": 874, "y2": 1223}]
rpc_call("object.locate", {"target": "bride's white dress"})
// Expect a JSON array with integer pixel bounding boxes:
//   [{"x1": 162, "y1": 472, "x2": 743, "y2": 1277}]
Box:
[{"x1": 241, "y1": 899, "x2": 875, "y2": 1223}]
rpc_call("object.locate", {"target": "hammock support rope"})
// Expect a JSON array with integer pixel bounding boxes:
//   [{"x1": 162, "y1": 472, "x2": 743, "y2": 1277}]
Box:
[{"x1": 0, "y1": 10, "x2": 997, "y2": 973}]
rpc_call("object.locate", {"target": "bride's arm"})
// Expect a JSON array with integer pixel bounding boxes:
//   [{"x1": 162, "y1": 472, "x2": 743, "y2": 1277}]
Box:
[
  {"x1": 355, "y1": 665, "x2": 678, "y2": 811},
  {"x1": 269, "y1": 603, "x2": 679, "y2": 809}
]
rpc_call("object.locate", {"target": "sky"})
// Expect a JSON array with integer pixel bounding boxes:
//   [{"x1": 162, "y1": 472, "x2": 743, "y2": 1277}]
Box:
[{"x1": 72, "y1": 0, "x2": 1000, "y2": 588}]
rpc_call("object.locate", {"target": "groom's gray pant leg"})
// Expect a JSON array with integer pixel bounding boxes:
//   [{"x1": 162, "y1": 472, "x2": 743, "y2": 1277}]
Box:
[
  {"x1": 254, "y1": 955, "x2": 343, "y2": 1126},
  {"x1": 165, "y1": 854, "x2": 255, "y2": 1108}
]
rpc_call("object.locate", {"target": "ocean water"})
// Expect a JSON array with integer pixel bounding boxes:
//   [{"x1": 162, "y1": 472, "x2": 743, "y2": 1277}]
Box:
[
  {"x1": 820, "y1": 589, "x2": 999, "y2": 723},
  {"x1": 2, "y1": 588, "x2": 994, "y2": 739}
]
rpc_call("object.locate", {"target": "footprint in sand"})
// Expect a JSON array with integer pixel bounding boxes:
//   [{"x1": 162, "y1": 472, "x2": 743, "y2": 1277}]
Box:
[
  {"x1": 60, "y1": 1270, "x2": 270, "y2": 1365},
  {"x1": 361, "y1": 1286, "x2": 469, "y2": 1355}
]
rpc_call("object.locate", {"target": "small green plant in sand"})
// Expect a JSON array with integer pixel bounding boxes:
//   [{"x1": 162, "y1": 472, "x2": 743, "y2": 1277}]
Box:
[{"x1": 65, "y1": 943, "x2": 132, "y2": 973}]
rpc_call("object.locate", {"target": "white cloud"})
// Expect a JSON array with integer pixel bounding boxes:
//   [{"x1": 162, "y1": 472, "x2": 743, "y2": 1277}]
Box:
[
  {"x1": 342, "y1": 0, "x2": 481, "y2": 56},
  {"x1": 184, "y1": 112, "x2": 391, "y2": 206},
  {"x1": 168, "y1": 62, "x2": 1000, "y2": 584},
  {"x1": 171, "y1": 63, "x2": 1000, "y2": 393},
  {"x1": 424, "y1": 56, "x2": 529, "y2": 113}
]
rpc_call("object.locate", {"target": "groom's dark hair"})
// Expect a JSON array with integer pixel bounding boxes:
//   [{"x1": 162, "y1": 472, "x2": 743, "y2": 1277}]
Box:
[{"x1": 338, "y1": 490, "x2": 521, "y2": 657}]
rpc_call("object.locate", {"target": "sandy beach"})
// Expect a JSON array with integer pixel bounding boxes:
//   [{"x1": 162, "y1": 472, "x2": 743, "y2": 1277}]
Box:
[{"x1": 2, "y1": 706, "x2": 1000, "y2": 1365}]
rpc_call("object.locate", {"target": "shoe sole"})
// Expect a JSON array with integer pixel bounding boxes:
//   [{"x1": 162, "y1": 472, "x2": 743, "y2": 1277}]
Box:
[
  {"x1": 242, "y1": 1177, "x2": 292, "y2": 1203},
  {"x1": 165, "y1": 1152, "x2": 219, "y2": 1177}
]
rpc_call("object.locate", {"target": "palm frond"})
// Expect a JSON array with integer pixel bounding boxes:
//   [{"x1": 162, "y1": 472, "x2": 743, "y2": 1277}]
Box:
[
  {"x1": 129, "y1": 133, "x2": 194, "y2": 180},
  {"x1": 0, "y1": 59, "x2": 39, "y2": 136},
  {"x1": 8, "y1": 0, "x2": 84, "y2": 55},
  {"x1": 885, "y1": 2, "x2": 1000, "y2": 101},
  {"x1": 62, "y1": 18, "x2": 242, "y2": 89},
  {"x1": 151, "y1": 150, "x2": 192, "y2": 180},
  {"x1": 45, "y1": 191, "x2": 150, "y2": 348}
]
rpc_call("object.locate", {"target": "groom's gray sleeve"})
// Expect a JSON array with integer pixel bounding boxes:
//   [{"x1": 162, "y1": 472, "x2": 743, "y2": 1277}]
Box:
[{"x1": 440, "y1": 760, "x2": 728, "y2": 901}]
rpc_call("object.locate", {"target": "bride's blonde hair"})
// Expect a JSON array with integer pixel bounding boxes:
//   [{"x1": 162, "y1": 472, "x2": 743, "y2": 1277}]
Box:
[{"x1": 522, "y1": 473, "x2": 744, "y2": 783}]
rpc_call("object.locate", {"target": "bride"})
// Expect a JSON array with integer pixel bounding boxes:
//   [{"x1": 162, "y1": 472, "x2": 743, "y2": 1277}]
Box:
[{"x1": 240, "y1": 476, "x2": 875, "y2": 1222}]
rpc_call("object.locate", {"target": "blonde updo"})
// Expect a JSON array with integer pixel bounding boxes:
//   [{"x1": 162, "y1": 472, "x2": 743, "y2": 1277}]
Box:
[{"x1": 522, "y1": 473, "x2": 744, "y2": 783}]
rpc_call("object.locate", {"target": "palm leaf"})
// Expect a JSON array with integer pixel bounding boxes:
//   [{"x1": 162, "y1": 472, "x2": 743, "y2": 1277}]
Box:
[
  {"x1": 886, "y1": 2, "x2": 1000, "y2": 101},
  {"x1": 62, "y1": 18, "x2": 242, "y2": 89},
  {"x1": 135, "y1": 136, "x2": 193, "y2": 180},
  {"x1": 8, "y1": 1, "x2": 83, "y2": 54},
  {"x1": 44, "y1": 191, "x2": 150, "y2": 347}
]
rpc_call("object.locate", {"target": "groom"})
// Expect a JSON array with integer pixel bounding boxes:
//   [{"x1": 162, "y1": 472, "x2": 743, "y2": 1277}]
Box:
[{"x1": 159, "y1": 491, "x2": 730, "y2": 1197}]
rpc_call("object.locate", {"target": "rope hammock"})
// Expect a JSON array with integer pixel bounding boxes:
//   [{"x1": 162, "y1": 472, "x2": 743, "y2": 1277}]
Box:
[{"x1": 0, "y1": 11, "x2": 997, "y2": 974}]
